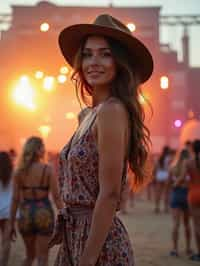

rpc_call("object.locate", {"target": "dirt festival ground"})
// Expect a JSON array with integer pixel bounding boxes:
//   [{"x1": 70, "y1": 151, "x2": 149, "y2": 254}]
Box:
[{"x1": 7, "y1": 197, "x2": 197, "y2": 266}]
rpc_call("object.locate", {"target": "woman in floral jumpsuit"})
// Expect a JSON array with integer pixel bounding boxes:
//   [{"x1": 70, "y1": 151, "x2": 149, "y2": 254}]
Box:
[{"x1": 49, "y1": 13, "x2": 154, "y2": 266}]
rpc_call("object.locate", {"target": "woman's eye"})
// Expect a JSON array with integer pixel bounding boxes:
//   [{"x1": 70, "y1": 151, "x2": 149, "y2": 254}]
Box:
[
  {"x1": 82, "y1": 51, "x2": 112, "y2": 58},
  {"x1": 102, "y1": 52, "x2": 112, "y2": 57},
  {"x1": 82, "y1": 52, "x2": 91, "y2": 58}
]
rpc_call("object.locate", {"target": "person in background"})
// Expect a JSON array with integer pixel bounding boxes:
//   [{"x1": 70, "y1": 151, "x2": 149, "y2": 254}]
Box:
[
  {"x1": 9, "y1": 136, "x2": 64, "y2": 266},
  {"x1": 169, "y1": 149, "x2": 192, "y2": 257},
  {"x1": 146, "y1": 153, "x2": 156, "y2": 202},
  {"x1": 0, "y1": 151, "x2": 14, "y2": 266},
  {"x1": 177, "y1": 139, "x2": 200, "y2": 261},
  {"x1": 8, "y1": 148, "x2": 17, "y2": 167},
  {"x1": 184, "y1": 140, "x2": 193, "y2": 159},
  {"x1": 154, "y1": 146, "x2": 172, "y2": 213}
]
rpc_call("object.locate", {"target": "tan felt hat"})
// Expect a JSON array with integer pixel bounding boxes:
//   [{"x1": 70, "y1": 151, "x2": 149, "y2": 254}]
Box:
[{"x1": 59, "y1": 14, "x2": 153, "y2": 83}]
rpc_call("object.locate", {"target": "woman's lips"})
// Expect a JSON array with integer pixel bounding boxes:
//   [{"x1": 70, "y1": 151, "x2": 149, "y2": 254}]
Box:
[{"x1": 87, "y1": 71, "x2": 103, "y2": 77}]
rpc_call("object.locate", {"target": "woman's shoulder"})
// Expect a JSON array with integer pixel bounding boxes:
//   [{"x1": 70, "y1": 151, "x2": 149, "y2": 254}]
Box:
[
  {"x1": 98, "y1": 97, "x2": 127, "y2": 119},
  {"x1": 37, "y1": 162, "x2": 53, "y2": 176}
]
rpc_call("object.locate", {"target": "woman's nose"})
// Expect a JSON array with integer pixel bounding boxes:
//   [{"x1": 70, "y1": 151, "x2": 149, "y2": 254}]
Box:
[{"x1": 89, "y1": 54, "x2": 100, "y2": 65}]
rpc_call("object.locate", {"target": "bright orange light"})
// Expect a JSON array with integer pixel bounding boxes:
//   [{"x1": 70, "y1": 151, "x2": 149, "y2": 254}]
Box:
[
  {"x1": 38, "y1": 125, "x2": 51, "y2": 138},
  {"x1": 60, "y1": 66, "x2": 69, "y2": 74},
  {"x1": 43, "y1": 76, "x2": 55, "y2": 91},
  {"x1": 40, "y1": 22, "x2": 50, "y2": 32},
  {"x1": 127, "y1": 23, "x2": 136, "y2": 32},
  {"x1": 65, "y1": 112, "x2": 76, "y2": 120},
  {"x1": 20, "y1": 75, "x2": 29, "y2": 83},
  {"x1": 160, "y1": 76, "x2": 169, "y2": 89},
  {"x1": 35, "y1": 71, "x2": 44, "y2": 79},
  {"x1": 57, "y1": 74, "x2": 67, "y2": 84},
  {"x1": 12, "y1": 76, "x2": 36, "y2": 110},
  {"x1": 139, "y1": 94, "x2": 146, "y2": 105}
]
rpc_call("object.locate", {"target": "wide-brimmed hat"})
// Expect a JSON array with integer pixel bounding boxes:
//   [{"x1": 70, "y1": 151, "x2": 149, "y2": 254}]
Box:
[{"x1": 59, "y1": 14, "x2": 153, "y2": 83}]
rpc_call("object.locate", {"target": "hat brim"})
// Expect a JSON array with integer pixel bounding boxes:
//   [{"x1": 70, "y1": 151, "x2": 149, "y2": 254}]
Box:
[{"x1": 58, "y1": 24, "x2": 153, "y2": 83}]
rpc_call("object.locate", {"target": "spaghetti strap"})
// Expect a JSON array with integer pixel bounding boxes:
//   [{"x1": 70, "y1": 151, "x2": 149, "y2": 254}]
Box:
[
  {"x1": 87, "y1": 98, "x2": 109, "y2": 130},
  {"x1": 88, "y1": 110, "x2": 97, "y2": 131},
  {"x1": 66, "y1": 110, "x2": 97, "y2": 154}
]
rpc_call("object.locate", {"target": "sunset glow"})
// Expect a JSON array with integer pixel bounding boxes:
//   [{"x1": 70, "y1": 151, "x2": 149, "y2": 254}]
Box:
[{"x1": 12, "y1": 76, "x2": 36, "y2": 110}]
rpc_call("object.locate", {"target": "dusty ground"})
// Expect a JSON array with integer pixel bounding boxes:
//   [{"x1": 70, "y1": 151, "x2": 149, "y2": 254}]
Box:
[{"x1": 6, "y1": 197, "x2": 197, "y2": 266}]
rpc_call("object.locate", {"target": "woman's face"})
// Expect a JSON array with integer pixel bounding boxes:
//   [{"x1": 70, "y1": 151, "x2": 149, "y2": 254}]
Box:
[{"x1": 81, "y1": 36, "x2": 116, "y2": 89}]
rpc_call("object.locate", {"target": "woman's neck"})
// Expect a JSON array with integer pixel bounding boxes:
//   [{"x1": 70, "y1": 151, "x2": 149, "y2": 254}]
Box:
[{"x1": 92, "y1": 87, "x2": 111, "y2": 107}]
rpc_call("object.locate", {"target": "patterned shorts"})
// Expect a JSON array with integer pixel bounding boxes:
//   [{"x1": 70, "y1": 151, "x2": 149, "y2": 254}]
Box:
[{"x1": 18, "y1": 197, "x2": 54, "y2": 236}]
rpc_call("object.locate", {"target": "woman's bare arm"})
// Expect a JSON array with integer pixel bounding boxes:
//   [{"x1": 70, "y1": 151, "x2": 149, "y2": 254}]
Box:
[
  {"x1": 48, "y1": 165, "x2": 64, "y2": 211},
  {"x1": 80, "y1": 101, "x2": 128, "y2": 266},
  {"x1": 174, "y1": 160, "x2": 188, "y2": 186},
  {"x1": 10, "y1": 173, "x2": 20, "y2": 227}
]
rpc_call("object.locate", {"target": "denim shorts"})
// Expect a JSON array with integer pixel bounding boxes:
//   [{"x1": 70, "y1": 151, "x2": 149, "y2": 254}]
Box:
[{"x1": 170, "y1": 187, "x2": 188, "y2": 210}]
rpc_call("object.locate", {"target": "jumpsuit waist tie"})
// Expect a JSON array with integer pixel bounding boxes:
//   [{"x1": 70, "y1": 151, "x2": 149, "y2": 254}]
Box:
[{"x1": 57, "y1": 205, "x2": 93, "y2": 266}]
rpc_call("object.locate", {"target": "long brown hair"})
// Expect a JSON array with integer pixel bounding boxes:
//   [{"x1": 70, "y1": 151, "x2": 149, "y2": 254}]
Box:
[
  {"x1": 71, "y1": 35, "x2": 151, "y2": 187},
  {"x1": 0, "y1": 151, "x2": 13, "y2": 187}
]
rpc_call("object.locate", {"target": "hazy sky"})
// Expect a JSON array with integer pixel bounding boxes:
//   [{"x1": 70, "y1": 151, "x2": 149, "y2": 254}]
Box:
[{"x1": 1, "y1": 0, "x2": 200, "y2": 66}]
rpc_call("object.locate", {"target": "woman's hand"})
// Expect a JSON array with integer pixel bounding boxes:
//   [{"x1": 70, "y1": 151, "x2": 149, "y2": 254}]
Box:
[
  {"x1": 48, "y1": 229, "x2": 63, "y2": 248},
  {"x1": 48, "y1": 214, "x2": 63, "y2": 249}
]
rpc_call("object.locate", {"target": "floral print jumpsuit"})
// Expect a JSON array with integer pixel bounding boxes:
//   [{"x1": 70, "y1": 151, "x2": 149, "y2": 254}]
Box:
[{"x1": 54, "y1": 103, "x2": 134, "y2": 266}]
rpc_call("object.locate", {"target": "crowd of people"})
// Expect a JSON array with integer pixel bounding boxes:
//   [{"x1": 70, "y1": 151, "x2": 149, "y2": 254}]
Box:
[
  {"x1": 1, "y1": 139, "x2": 200, "y2": 265},
  {"x1": 0, "y1": 13, "x2": 200, "y2": 266},
  {"x1": 152, "y1": 140, "x2": 200, "y2": 261}
]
